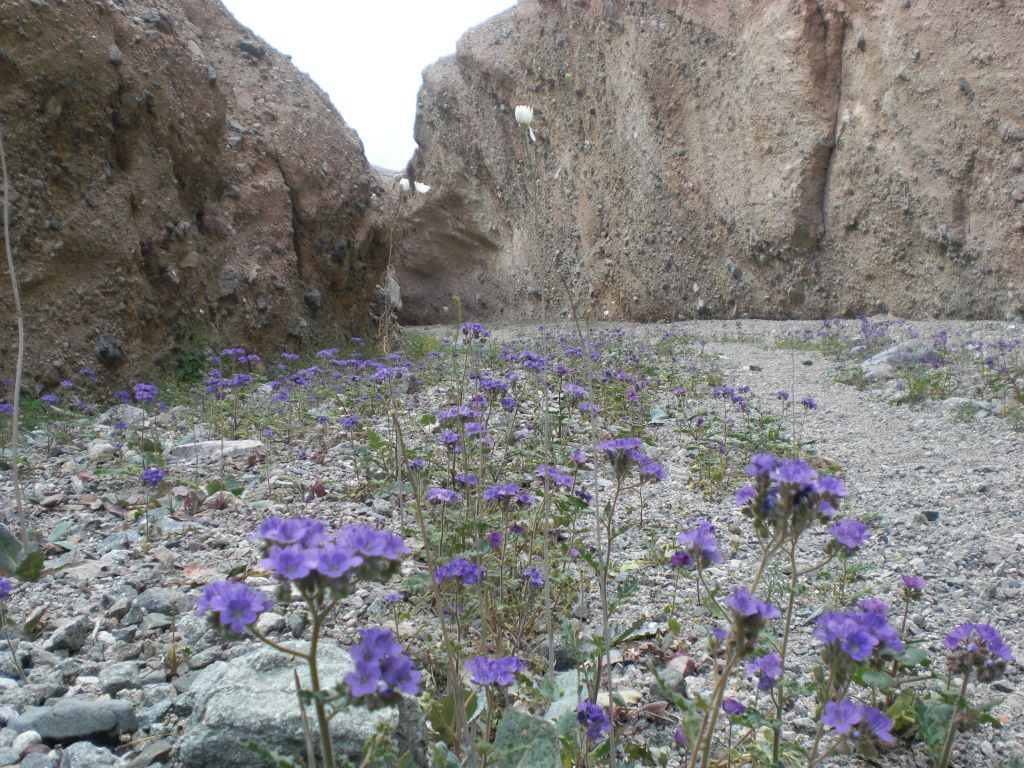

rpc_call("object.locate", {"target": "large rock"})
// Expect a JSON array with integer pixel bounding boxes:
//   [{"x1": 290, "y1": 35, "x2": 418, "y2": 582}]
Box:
[
  {"x1": 0, "y1": 0, "x2": 388, "y2": 391},
  {"x1": 178, "y1": 642, "x2": 426, "y2": 768},
  {"x1": 59, "y1": 741, "x2": 126, "y2": 768},
  {"x1": 399, "y1": 1, "x2": 1024, "y2": 323},
  {"x1": 9, "y1": 699, "x2": 137, "y2": 743},
  {"x1": 165, "y1": 438, "x2": 263, "y2": 462}
]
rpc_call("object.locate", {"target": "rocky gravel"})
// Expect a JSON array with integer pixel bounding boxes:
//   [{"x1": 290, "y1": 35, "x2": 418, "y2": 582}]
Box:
[{"x1": 0, "y1": 319, "x2": 1020, "y2": 767}]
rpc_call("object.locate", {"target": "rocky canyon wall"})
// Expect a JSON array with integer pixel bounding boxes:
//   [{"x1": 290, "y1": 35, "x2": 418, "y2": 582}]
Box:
[
  {"x1": 0, "y1": 0, "x2": 386, "y2": 390},
  {"x1": 399, "y1": 0, "x2": 1024, "y2": 324}
]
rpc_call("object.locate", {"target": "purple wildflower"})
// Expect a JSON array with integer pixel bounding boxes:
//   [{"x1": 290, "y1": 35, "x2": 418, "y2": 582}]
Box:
[
  {"x1": 435, "y1": 558, "x2": 486, "y2": 586},
  {"x1": 345, "y1": 628, "x2": 420, "y2": 698},
  {"x1": 141, "y1": 468, "x2": 164, "y2": 487},
  {"x1": 676, "y1": 521, "x2": 722, "y2": 567},
  {"x1": 197, "y1": 580, "x2": 273, "y2": 634},
  {"x1": 728, "y1": 589, "x2": 781, "y2": 621},
  {"x1": 821, "y1": 699, "x2": 862, "y2": 735},
  {"x1": 522, "y1": 567, "x2": 544, "y2": 588},
  {"x1": 577, "y1": 701, "x2": 610, "y2": 741},
  {"x1": 829, "y1": 519, "x2": 870, "y2": 553},
  {"x1": 261, "y1": 544, "x2": 317, "y2": 580},
  {"x1": 428, "y1": 487, "x2": 461, "y2": 505},
  {"x1": 902, "y1": 574, "x2": 926, "y2": 595},
  {"x1": 722, "y1": 698, "x2": 747, "y2": 715},
  {"x1": 465, "y1": 655, "x2": 525, "y2": 687}
]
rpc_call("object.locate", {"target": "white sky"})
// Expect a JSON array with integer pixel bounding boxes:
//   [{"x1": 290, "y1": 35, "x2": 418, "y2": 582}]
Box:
[{"x1": 220, "y1": 0, "x2": 515, "y2": 170}]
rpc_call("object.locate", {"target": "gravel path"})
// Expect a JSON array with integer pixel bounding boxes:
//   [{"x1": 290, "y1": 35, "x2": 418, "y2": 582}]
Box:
[{"x1": 665, "y1": 322, "x2": 1024, "y2": 766}]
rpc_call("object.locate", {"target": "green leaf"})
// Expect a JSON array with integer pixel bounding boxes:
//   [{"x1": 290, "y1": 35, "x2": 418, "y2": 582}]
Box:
[
  {"x1": 493, "y1": 708, "x2": 560, "y2": 768},
  {"x1": 896, "y1": 645, "x2": 931, "y2": 669},
  {"x1": 431, "y1": 742, "x2": 460, "y2": 768},
  {"x1": 914, "y1": 697, "x2": 955, "y2": 762},
  {"x1": 887, "y1": 688, "x2": 917, "y2": 732},
  {"x1": 624, "y1": 743, "x2": 657, "y2": 766},
  {"x1": 0, "y1": 526, "x2": 23, "y2": 576},
  {"x1": 16, "y1": 550, "x2": 44, "y2": 582},
  {"x1": 855, "y1": 668, "x2": 895, "y2": 691},
  {"x1": 419, "y1": 413, "x2": 436, "y2": 425}
]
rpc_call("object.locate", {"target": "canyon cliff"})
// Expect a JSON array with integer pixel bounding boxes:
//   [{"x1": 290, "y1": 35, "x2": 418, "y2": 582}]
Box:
[
  {"x1": 0, "y1": 0, "x2": 386, "y2": 389},
  {"x1": 399, "y1": 0, "x2": 1024, "y2": 324}
]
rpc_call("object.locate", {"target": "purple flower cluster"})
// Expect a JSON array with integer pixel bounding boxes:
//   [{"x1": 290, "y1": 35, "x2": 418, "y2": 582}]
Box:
[
  {"x1": 197, "y1": 580, "x2": 274, "y2": 633},
  {"x1": 745, "y1": 651, "x2": 782, "y2": 691},
  {"x1": 727, "y1": 588, "x2": 781, "y2": 654},
  {"x1": 736, "y1": 454, "x2": 847, "y2": 540},
  {"x1": 436, "y1": 405, "x2": 478, "y2": 424},
  {"x1": 561, "y1": 382, "x2": 589, "y2": 400},
  {"x1": 675, "y1": 521, "x2": 722, "y2": 569},
  {"x1": 828, "y1": 519, "x2": 870, "y2": 554},
  {"x1": 483, "y1": 482, "x2": 521, "y2": 502},
  {"x1": 465, "y1": 655, "x2": 525, "y2": 687},
  {"x1": 0, "y1": 578, "x2": 12, "y2": 600},
  {"x1": 821, "y1": 699, "x2": 895, "y2": 745},
  {"x1": 435, "y1": 558, "x2": 486, "y2": 586},
  {"x1": 345, "y1": 627, "x2": 420, "y2": 698},
  {"x1": 640, "y1": 461, "x2": 666, "y2": 482},
  {"x1": 722, "y1": 698, "x2": 747, "y2": 716},
  {"x1": 944, "y1": 623, "x2": 1012, "y2": 682},
  {"x1": 254, "y1": 517, "x2": 408, "y2": 587},
  {"x1": 132, "y1": 383, "x2": 158, "y2": 403},
  {"x1": 598, "y1": 436, "x2": 644, "y2": 478},
  {"x1": 576, "y1": 701, "x2": 610, "y2": 741},
  {"x1": 902, "y1": 574, "x2": 926, "y2": 599},
  {"x1": 427, "y1": 487, "x2": 461, "y2": 505},
  {"x1": 534, "y1": 464, "x2": 574, "y2": 490},
  {"x1": 460, "y1": 322, "x2": 490, "y2": 340},
  {"x1": 814, "y1": 600, "x2": 904, "y2": 662},
  {"x1": 141, "y1": 468, "x2": 164, "y2": 487},
  {"x1": 521, "y1": 567, "x2": 544, "y2": 588}
]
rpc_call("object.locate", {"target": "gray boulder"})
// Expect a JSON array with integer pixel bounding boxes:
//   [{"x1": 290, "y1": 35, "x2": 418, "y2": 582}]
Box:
[
  {"x1": 44, "y1": 616, "x2": 93, "y2": 653},
  {"x1": 166, "y1": 439, "x2": 264, "y2": 462},
  {"x1": 178, "y1": 642, "x2": 425, "y2": 768},
  {"x1": 860, "y1": 339, "x2": 940, "y2": 380},
  {"x1": 59, "y1": 741, "x2": 125, "y2": 768},
  {"x1": 9, "y1": 699, "x2": 137, "y2": 742},
  {"x1": 136, "y1": 587, "x2": 193, "y2": 616}
]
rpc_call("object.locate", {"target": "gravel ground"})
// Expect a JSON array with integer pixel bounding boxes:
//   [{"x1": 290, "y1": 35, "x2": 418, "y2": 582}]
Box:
[{"x1": 0, "y1": 318, "x2": 1020, "y2": 767}]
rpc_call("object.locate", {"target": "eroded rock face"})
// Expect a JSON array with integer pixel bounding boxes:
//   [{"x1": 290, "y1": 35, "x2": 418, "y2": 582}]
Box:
[
  {"x1": 399, "y1": 0, "x2": 1024, "y2": 323},
  {"x1": 0, "y1": 0, "x2": 386, "y2": 389}
]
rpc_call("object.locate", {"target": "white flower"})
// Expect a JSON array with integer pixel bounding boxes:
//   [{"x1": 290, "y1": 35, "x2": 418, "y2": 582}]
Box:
[
  {"x1": 414, "y1": 181, "x2": 431, "y2": 194},
  {"x1": 398, "y1": 177, "x2": 411, "y2": 192},
  {"x1": 515, "y1": 105, "x2": 534, "y2": 126}
]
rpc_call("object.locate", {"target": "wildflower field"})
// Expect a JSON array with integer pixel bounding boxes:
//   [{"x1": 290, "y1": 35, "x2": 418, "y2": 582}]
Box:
[{"x1": 1, "y1": 316, "x2": 1022, "y2": 768}]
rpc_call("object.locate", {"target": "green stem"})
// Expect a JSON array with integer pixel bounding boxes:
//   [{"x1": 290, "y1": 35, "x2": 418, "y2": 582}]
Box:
[
  {"x1": 937, "y1": 672, "x2": 971, "y2": 768},
  {"x1": 308, "y1": 615, "x2": 336, "y2": 768},
  {"x1": 696, "y1": 654, "x2": 739, "y2": 768},
  {"x1": 771, "y1": 542, "x2": 800, "y2": 765}
]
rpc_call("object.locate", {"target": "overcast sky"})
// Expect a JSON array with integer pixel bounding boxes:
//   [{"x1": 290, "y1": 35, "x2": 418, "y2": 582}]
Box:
[{"x1": 220, "y1": 0, "x2": 515, "y2": 170}]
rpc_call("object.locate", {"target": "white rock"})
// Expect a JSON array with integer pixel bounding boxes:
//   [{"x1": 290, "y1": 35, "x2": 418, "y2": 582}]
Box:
[
  {"x1": 86, "y1": 440, "x2": 117, "y2": 463},
  {"x1": 166, "y1": 439, "x2": 264, "y2": 462},
  {"x1": 12, "y1": 729, "x2": 41, "y2": 755}
]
